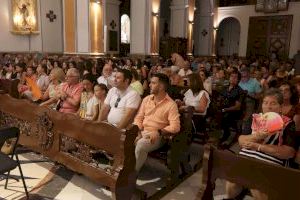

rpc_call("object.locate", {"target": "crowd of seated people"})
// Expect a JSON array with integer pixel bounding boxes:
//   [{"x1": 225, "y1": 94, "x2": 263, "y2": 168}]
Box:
[{"x1": 1, "y1": 52, "x2": 300, "y2": 179}]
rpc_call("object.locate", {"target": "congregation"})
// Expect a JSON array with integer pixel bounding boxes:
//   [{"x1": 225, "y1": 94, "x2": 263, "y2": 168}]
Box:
[{"x1": 1, "y1": 51, "x2": 300, "y2": 199}]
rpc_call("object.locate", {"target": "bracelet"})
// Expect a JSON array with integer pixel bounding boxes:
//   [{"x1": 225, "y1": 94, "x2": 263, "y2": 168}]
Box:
[{"x1": 258, "y1": 144, "x2": 262, "y2": 152}]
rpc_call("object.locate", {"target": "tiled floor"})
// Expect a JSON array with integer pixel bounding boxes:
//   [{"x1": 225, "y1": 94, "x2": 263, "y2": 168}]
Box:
[{"x1": 0, "y1": 144, "x2": 252, "y2": 200}]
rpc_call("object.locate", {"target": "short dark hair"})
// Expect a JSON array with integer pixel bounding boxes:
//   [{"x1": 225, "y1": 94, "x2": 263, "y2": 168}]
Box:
[
  {"x1": 16, "y1": 62, "x2": 26, "y2": 70},
  {"x1": 117, "y1": 68, "x2": 132, "y2": 84},
  {"x1": 95, "y1": 83, "x2": 108, "y2": 94},
  {"x1": 131, "y1": 69, "x2": 139, "y2": 81},
  {"x1": 82, "y1": 73, "x2": 96, "y2": 85},
  {"x1": 240, "y1": 67, "x2": 250, "y2": 74},
  {"x1": 152, "y1": 73, "x2": 170, "y2": 90},
  {"x1": 230, "y1": 68, "x2": 241, "y2": 81},
  {"x1": 40, "y1": 64, "x2": 48, "y2": 73}
]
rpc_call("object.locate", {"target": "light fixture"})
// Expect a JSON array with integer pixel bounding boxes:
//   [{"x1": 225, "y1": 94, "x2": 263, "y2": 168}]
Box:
[
  {"x1": 188, "y1": 20, "x2": 194, "y2": 25},
  {"x1": 213, "y1": 26, "x2": 218, "y2": 31}
]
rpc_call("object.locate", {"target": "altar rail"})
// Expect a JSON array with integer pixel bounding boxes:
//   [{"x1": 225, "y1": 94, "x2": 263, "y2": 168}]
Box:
[{"x1": 0, "y1": 94, "x2": 138, "y2": 200}]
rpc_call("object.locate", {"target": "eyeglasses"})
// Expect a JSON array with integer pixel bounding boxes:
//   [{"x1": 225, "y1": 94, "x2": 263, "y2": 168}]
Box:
[{"x1": 114, "y1": 97, "x2": 121, "y2": 108}]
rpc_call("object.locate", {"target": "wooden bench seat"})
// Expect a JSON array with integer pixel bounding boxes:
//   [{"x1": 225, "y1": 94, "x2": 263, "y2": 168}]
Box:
[
  {"x1": 0, "y1": 94, "x2": 138, "y2": 200},
  {"x1": 197, "y1": 145, "x2": 300, "y2": 200}
]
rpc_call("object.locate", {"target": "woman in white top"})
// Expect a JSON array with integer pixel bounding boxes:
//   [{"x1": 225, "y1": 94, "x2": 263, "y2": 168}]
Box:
[
  {"x1": 40, "y1": 68, "x2": 65, "y2": 109},
  {"x1": 176, "y1": 73, "x2": 210, "y2": 133}
]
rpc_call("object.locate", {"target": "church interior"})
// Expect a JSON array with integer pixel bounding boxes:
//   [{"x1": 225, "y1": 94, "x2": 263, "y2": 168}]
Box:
[{"x1": 1, "y1": 0, "x2": 300, "y2": 199}]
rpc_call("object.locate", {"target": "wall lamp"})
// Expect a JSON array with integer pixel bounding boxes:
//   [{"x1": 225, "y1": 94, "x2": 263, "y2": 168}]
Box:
[{"x1": 188, "y1": 20, "x2": 194, "y2": 25}]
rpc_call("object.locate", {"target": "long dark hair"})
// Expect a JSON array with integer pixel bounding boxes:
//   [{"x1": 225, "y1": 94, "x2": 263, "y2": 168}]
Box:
[
  {"x1": 280, "y1": 81, "x2": 299, "y2": 105},
  {"x1": 188, "y1": 73, "x2": 204, "y2": 95}
]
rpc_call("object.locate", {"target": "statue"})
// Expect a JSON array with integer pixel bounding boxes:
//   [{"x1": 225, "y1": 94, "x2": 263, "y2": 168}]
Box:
[{"x1": 18, "y1": 3, "x2": 30, "y2": 28}]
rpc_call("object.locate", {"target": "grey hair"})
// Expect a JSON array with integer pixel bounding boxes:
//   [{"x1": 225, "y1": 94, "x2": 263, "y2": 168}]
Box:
[
  {"x1": 264, "y1": 88, "x2": 283, "y2": 105},
  {"x1": 67, "y1": 68, "x2": 80, "y2": 77}
]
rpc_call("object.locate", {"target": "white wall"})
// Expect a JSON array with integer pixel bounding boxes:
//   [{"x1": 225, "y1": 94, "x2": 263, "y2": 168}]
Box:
[
  {"x1": 0, "y1": 0, "x2": 42, "y2": 52},
  {"x1": 105, "y1": 0, "x2": 121, "y2": 54},
  {"x1": 76, "y1": 0, "x2": 89, "y2": 53},
  {"x1": 170, "y1": 0, "x2": 188, "y2": 38},
  {"x1": 0, "y1": 0, "x2": 63, "y2": 53},
  {"x1": 130, "y1": 0, "x2": 149, "y2": 55},
  {"x1": 40, "y1": 0, "x2": 63, "y2": 52},
  {"x1": 217, "y1": 2, "x2": 300, "y2": 58}
]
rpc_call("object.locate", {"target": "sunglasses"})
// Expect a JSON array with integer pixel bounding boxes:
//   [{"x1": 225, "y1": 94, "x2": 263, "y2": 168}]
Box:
[{"x1": 114, "y1": 97, "x2": 121, "y2": 108}]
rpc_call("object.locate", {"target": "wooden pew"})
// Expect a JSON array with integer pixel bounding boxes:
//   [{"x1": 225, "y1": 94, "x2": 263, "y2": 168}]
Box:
[
  {"x1": 0, "y1": 94, "x2": 138, "y2": 200},
  {"x1": 0, "y1": 79, "x2": 19, "y2": 98},
  {"x1": 149, "y1": 106, "x2": 193, "y2": 178},
  {"x1": 197, "y1": 145, "x2": 300, "y2": 200},
  {"x1": 145, "y1": 106, "x2": 193, "y2": 199}
]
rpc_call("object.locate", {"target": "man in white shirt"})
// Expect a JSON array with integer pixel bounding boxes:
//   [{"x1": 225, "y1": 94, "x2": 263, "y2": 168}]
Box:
[
  {"x1": 99, "y1": 68, "x2": 141, "y2": 129},
  {"x1": 97, "y1": 64, "x2": 115, "y2": 88}
]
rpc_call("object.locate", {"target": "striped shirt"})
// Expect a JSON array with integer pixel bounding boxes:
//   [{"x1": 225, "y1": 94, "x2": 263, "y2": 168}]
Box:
[{"x1": 239, "y1": 120, "x2": 297, "y2": 167}]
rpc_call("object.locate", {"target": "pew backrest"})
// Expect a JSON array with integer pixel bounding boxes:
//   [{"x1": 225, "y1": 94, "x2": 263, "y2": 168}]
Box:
[
  {"x1": 0, "y1": 94, "x2": 138, "y2": 200},
  {"x1": 0, "y1": 79, "x2": 19, "y2": 98},
  {"x1": 197, "y1": 145, "x2": 300, "y2": 200}
]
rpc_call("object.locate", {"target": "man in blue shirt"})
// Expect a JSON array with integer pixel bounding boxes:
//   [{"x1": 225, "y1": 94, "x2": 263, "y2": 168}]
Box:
[{"x1": 239, "y1": 67, "x2": 262, "y2": 134}]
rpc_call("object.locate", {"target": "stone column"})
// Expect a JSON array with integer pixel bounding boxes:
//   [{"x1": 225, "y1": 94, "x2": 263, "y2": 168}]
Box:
[
  {"x1": 104, "y1": 0, "x2": 121, "y2": 54},
  {"x1": 170, "y1": 0, "x2": 188, "y2": 38},
  {"x1": 194, "y1": 0, "x2": 215, "y2": 56},
  {"x1": 130, "y1": 0, "x2": 149, "y2": 56},
  {"x1": 77, "y1": 0, "x2": 89, "y2": 53},
  {"x1": 170, "y1": 0, "x2": 195, "y2": 55},
  {"x1": 89, "y1": 0, "x2": 104, "y2": 54},
  {"x1": 63, "y1": 0, "x2": 76, "y2": 53}
]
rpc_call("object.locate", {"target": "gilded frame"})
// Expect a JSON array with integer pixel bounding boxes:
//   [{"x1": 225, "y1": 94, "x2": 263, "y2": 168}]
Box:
[
  {"x1": 11, "y1": 0, "x2": 39, "y2": 34},
  {"x1": 278, "y1": 0, "x2": 289, "y2": 11}
]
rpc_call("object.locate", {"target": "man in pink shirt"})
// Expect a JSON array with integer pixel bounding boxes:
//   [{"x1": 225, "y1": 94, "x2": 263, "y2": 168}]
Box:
[
  {"x1": 58, "y1": 68, "x2": 83, "y2": 113},
  {"x1": 134, "y1": 73, "x2": 180, "y2": 172}
]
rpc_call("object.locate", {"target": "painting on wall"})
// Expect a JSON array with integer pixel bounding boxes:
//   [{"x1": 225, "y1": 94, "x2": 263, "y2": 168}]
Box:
[
  {"x1": 11, "y1": 0, "x2": 39, "y2": 34},
  {"x1": 278, "y1": 0, "x2": 289, "y2": 11},
  {"x1": 255, "y1": 0, "x2": 289, "y2": 13},
  {"x1": 255, "y1": 0, "x2": 265, "y2": 11},
  {"x1": 264, "y1": 0, "x2": 278, "y2": 13}
]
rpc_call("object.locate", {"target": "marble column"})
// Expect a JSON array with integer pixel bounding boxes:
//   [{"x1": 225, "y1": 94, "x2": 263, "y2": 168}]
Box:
[
  {"x1": 194, "y1": 0, "x2": 215, "y2": 56},
  {"x1": 63, "y1": 0, "x2": 76, "y2": 53},
  {"x1": 104, "y1": 0, "x2": 121, "y2": 54},
  {"x1": 130, "y1": 0, "x2": 150, "y2": 56},
  {"x1": 77, "y1": 0, "x2": 89, "y2": 53},
  {"x1": 169, "y1": 0, "x2": 195, "y2": 55}
]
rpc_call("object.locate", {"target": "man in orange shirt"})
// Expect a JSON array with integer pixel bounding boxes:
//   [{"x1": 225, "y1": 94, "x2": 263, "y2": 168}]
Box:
[{"x1": 134, "y1": 73, "x2": 180, "y2": 172}]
